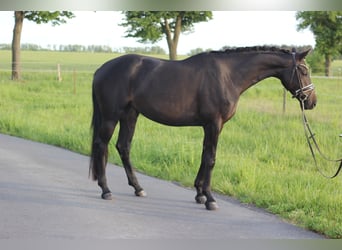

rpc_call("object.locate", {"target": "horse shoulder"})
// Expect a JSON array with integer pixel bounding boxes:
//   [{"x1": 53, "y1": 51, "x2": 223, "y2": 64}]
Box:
[{"x1": 195, "y1": 59, "x2": 239, "y2": 123}]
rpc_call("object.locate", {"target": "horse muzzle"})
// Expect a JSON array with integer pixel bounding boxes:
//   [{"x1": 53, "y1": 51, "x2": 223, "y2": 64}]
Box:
[
  {"x1": 301, "y1": 91, "x2": 317, "y2": 110},
  {"x1": 292, "y1": 83, "x2": 317, "y2": 110}
]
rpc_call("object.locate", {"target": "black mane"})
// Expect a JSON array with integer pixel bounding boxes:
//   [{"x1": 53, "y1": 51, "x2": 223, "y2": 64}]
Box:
[{"x1": 210, "y1": 46, "x2": 292, "y2": 55}]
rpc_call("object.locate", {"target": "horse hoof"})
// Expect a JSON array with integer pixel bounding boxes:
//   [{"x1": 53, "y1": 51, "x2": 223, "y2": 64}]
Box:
[
  {"x1": 101, "y1": 192, "x2": 112, "y2": 200},
  {"x1": 195, "y1": 195, "x2": 207, "y2": 204},
  {"x1": 205, "y1": 201, "x2": 219, "y2": 210},
  {"x1": 135, "y1": 190, "x2": 147, "y2": 197}
]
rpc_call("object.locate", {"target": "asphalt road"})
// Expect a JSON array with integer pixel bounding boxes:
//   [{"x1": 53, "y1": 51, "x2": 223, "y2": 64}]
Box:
[{"x1": 0, "y1": 133, "x2": 324, "y2": 239}]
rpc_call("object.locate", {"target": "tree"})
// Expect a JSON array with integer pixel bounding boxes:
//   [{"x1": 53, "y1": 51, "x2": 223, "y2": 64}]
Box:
[
  {"x1": 120, "y1": 11, "x2": 213, "y2": 60},
  {"x1": 11, "y1": 11, "x2": 74, "y2": 80},
  {"x1": 296, "y1": 11, "x2": 342, "y2": 76},
  {"x1": 305, "y1": 50, "x2": 325, "y2": 74}
]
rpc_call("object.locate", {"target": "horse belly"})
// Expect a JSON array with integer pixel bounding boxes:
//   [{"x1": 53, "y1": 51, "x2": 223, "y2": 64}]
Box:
[{"x1": 133, "y1": 92, "x2": 200, "y2": 126}]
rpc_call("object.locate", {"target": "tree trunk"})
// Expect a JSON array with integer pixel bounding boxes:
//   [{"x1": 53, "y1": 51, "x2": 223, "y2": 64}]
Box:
[
  {"x1": 324, "y1": 54, "x2": 331, "y2": 77},
  {"x1": 12, "y1": 11, "x2": 24, "y2": 80},
  {"x1": 168, "y1": 43, "x2": 177, "y2": 61},
  {"x1": 164, "y1": 14, "x2": 182, "y2": 60},
  {"x1": 164, "y1": 18, "x2": 176, "y2": 60}
]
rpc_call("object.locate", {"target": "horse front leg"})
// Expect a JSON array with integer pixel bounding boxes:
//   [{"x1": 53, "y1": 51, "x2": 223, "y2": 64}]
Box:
[
  {"x1": 194, "y1": 161, "x2": 206, "y2": 204},
  {"x1": 194, "y1": 122, "x2": 221, "y2": 210}
]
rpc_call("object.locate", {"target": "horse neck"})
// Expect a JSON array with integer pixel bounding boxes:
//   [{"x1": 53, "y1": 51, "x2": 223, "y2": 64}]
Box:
[{"x1": 221, "y1": 52, "x2": 291, "y2": 94}]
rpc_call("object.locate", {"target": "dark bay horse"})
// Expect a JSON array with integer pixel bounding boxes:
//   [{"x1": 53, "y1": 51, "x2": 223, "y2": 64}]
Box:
[{"x1": 89, "y1": 46, "x2": 317, "y2": 210}]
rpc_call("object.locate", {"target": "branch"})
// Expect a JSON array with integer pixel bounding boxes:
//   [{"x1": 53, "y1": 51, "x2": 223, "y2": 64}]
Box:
[{"x1": 172, "y1": 13, "x2": 183, "y2": 44}]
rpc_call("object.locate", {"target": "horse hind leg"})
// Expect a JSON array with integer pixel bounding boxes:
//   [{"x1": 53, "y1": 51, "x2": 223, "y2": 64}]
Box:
[
  {"x1": 92, "y1": 120, "x2": 117, "y2": 200},
  {"x1": 116, "y1": 108, "x2": 146, "y2": 197}
]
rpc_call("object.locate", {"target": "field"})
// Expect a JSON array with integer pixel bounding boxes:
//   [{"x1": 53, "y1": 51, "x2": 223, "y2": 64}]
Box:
[{"x1": 0, "y1": 50, "x2": 341, "y2": 238}]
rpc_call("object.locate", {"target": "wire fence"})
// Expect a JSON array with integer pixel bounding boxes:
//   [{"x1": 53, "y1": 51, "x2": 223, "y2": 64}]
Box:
[
  {"x1": 0, "y1": 61, "x2": 100, "y2": 86},
  {"x1": 1, "y1": 61, "x2": 342, "y2": 80},
  {"x1": 0, "y1": 62, "x2": 100, "y2": 74},
  {"x1": 2, "y1": 60, "x2": 342, "y2": 77}
]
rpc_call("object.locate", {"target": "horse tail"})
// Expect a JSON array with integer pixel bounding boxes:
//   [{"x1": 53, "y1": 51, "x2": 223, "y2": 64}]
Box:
[{"x1": 89, "y1": 81, "x2": 101, "y2": 181}]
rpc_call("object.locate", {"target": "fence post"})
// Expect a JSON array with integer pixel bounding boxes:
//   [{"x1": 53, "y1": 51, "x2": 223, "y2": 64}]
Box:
[
  {"x1": 57, "y1": 64, "x2": 62, "y2": 82},
  {"x1": 73, "y1": 68, "x2": 77, "y2": 95},
  {"x1": 283, "y1": 88, "x2": 286, "y2": 114}
]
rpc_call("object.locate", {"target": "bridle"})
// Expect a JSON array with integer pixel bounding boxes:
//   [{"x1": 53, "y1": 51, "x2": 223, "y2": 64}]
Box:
[
  {"x1": 290, "y1": 52, "x2": 342, "y2": 178},
  {"x1": 290, "y1": 52, "x2": 315, "y2": 102}
]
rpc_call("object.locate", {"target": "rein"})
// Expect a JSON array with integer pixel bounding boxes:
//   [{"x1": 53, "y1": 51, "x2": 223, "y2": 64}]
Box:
[
  {"x1": 290, "y1": 51, "x2": 342, "y2": 178},
  {"x1": 299, "y1": 101, "x2": 342, "y2": 179}
]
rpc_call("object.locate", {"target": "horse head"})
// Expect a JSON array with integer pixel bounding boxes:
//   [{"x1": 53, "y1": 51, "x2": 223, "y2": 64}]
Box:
[{"x1": 281, "y1": 49, "x2": 317, "y2": 110}]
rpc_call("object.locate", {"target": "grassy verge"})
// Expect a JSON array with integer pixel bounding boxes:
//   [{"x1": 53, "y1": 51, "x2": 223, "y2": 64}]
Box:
[{"x1": 0, "y1": 51, "x2": 341, "y2": 238}]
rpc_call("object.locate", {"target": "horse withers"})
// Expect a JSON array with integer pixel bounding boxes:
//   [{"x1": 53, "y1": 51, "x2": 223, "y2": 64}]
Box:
[{"x1": 89, "y1": 46, "x2": 317, "y2": 210}]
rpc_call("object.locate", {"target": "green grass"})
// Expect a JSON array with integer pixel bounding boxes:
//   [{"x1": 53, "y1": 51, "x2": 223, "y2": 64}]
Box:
[{"x1": 0, "y1": 50, "x2": 341, "y2": 238}]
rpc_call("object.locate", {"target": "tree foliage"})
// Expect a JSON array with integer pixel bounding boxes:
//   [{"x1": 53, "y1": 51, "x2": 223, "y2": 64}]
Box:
[
  {"x1": 24, "y1": 11, "x2": 75, "y2": 25},
  {"x1": 296, "y1": 11, "x2": 342, "y2": 76},
  {"x1": 120, "y1": 11, "x2": 213, "y2": 60}
]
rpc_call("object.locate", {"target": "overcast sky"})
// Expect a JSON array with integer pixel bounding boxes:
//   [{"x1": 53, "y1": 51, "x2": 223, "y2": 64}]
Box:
[{"x1": 0, "y1": 11, "x2": 315, "y2": 54}]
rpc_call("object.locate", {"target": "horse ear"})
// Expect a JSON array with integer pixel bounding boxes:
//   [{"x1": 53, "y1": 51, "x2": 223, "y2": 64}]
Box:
[{"x1": 296, "y1": 49, "x2": 311, "y2": 60}]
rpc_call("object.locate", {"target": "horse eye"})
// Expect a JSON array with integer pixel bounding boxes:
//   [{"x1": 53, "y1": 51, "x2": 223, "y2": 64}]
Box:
[{"x1": 298, "y1": 65, "x2": 308, "y2": 75}]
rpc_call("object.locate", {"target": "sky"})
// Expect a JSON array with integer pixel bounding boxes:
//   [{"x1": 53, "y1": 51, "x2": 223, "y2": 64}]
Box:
[{"x1": 0, "y1": 11, "x2": 315, "y2": 55}]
